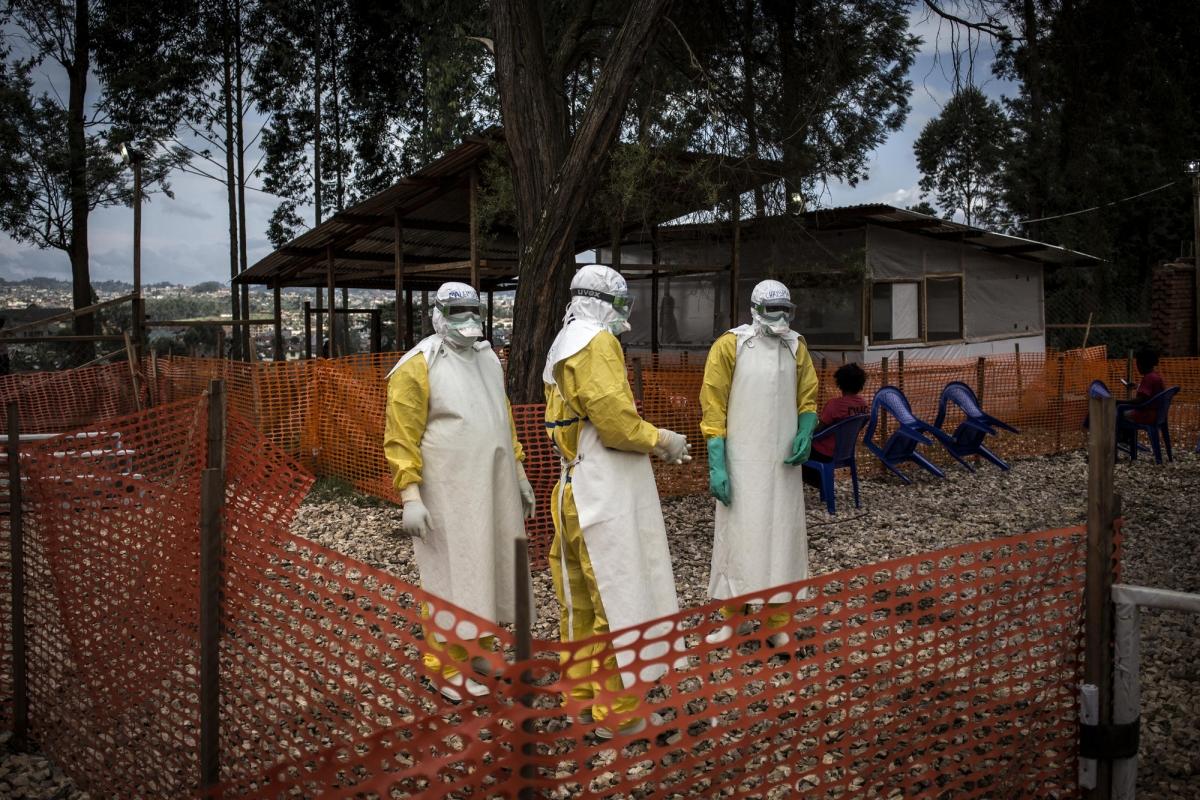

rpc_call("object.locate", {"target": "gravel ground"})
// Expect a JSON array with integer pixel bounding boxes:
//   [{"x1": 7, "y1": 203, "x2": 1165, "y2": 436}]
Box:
[{"x1": 5, "y1": 450, "x2": 1197, "y2": 798}]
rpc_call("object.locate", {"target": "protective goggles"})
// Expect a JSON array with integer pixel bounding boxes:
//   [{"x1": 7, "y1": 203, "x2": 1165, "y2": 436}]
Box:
[
  {"x1": 436, "y1": 302, "x2": 481, "y2": 316},
  {"x1": 572, "y1": 287, "x2": 633, "y2": 316},
  {"x1": 753, "y1": 300, "x2": 795, "y2": 316}
]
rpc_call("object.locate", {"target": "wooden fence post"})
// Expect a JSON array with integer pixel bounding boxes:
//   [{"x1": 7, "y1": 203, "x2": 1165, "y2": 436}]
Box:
[
  {"x1": 7, "y1": 402, "x2": 27, "y2": 751},
  {"x1": 632, "y1": 357, "x2": 644, "y2": 404},
  {"x1": 897, "y1": 351, "x2": 905, "y2": 394},
  {"x1": 880, "y1": 356, "x2": 890, "y2": 442},
  {"x1": 514, "y1": 536, "x2": 536, "y2": 799},
  {"x1": 1125, "y1": 351, "x2": 1134, "y2": 399},
  {"x1": 976, "y1": 356, "x2": 987, "y2": 405},
  {"x1": 1015, "y1": 343, "x2": 1024, "y2": 413},
  {"x1": 1084, "y1": 392, "x2": 1116, "y2": 800},
  {"x1": 200, "y1": 380, "x2": 226, "y2": 793}
]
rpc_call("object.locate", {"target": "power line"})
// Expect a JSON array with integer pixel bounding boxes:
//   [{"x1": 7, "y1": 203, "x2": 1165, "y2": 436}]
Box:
[{"x1": 1014, "y1": 180, "x2": 1177, "y2": 225}]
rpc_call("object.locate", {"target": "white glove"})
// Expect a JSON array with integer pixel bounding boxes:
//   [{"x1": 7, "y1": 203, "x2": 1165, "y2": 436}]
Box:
[
  {"x1": 400, "y1": 484, "x2": 431, "y2": 539},
  {"x1": 516, "y1": 461, "x2": 536, "y2": 519},
  {"x1": 654, "y1": 428, "x2": 692, "y2": 464}
]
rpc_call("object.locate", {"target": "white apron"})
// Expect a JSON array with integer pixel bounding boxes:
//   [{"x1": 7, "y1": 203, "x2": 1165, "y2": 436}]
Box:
[
  {"x1": 544, "y1": 322, "x2": 679, "y2": 635},
  {"x1": 565, "y1": 421, "x2": 680, "y2": 635},
  {"x1": 709, "y1": 329, "x2": 809, "y2": 599},
  {"x1": 393, "y1": 337, "x2": 528, "y2": 623}
]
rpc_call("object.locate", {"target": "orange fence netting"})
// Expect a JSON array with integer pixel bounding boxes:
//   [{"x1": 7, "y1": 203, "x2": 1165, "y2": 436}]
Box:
[
  {"x1": 0, "y1": 388, "x2": 1093, "y2": 798},
  {"x1": 0, "y1": 344, "x2": 1192, "y2": 571}
]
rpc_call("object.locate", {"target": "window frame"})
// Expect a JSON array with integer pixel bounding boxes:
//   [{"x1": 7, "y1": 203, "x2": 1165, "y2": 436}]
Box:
[
  {"x1": 869, "y1": 279, "x2": 924, "y2": 345},
  {"x1": 923, "y1": 274, "x2": 965, "y2": 343}
]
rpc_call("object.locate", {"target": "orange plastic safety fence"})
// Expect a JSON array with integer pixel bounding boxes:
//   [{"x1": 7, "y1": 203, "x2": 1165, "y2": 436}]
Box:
[
  {"x1": 2, "y1": 396, "x2": 313, "y2": 798},
  {"x1": 232, "y1": 525, "x2": 1088, "y2": 799},
  {"x1": 0, "y1": 361, "x2": 145, "y2": 433}
]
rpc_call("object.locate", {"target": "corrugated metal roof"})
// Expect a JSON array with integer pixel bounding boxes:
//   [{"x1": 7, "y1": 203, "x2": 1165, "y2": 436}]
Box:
[
  {"x1": 237, "y1": 133, "x2": 781, "y2": 291},
  {"x1": 613, "y1": 205, "x2": 1103, "y2": 267},
  {"x1": 801, "y1": 204, "x2": 1102, "y2": 266}
]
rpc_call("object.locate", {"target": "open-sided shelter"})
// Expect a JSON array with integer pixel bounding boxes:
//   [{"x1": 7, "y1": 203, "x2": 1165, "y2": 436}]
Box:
[{"x1": 235, "y1": 131, "x2": 777, "y2": 358}]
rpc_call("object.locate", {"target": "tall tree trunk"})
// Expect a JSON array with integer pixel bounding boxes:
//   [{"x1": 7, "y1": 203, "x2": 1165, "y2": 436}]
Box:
[
  {"x1": 313, "y1": 0, "x2": 323, "y2": 226},
  {"x1": 222, "y1": 0, "x2": 240, "y2": 360},
  {"x1": 741, "y1": 0, "x2": 766, "y2": 217},
  {"x1": 493, "y1": 0, "x2": 674, "y2": 402},
  {"x1": 1021, "y1": 0, "x2": 1044, "y2": 240},
  {"x1": 768, "y1": 0, "x2": 804, "y2": 214},
  {"x1": 235, "y1": 0, "x2": 251, "y2": 361},
  {"x1": 67, "y1": 0, "x2": 93, "y2": 364}
]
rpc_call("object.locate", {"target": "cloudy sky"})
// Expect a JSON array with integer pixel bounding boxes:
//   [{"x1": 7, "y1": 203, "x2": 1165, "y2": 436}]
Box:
[{"x1": 0, "y1": 7, "x2": 1015, "y2": 286}]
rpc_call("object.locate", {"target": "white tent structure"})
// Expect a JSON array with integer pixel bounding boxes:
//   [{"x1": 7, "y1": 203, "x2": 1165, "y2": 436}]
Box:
[{"x1": 600, "y1": 205, "x2": 1100, "y2": 362}]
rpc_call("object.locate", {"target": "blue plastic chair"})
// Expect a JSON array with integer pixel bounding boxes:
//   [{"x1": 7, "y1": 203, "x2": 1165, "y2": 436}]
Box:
[
  {"x1": 863, "y1": 387, "x2": 953, "y2": 484},
  {"x1": 932, "y1": 382, "x2": 1020, "y2": 472},
  {"x1": 1083, "y1": 379, "x2": 1140, "y2": 460},
  {"x1": 802, "y1": 414, "x2": 869, "y2": 514},
  {"x1": 1116, "y1": 386, "x2": 1180, "y2": 464}
]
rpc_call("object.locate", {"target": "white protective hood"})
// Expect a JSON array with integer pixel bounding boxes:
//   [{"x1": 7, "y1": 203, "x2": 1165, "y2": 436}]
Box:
[{"x1": 543, "y1": 265, "x2": 630, "y2": 386}]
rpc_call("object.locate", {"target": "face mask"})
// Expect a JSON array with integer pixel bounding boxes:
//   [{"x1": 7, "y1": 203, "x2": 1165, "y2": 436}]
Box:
[
  {"x1": 608, "y1": 318, "x2": 631, "y2": 336},
  {"x1": 753, "y1": 301, "x2": 793, "y2": 336},
  {"x1": 443, "y1": 311, "x2": 483, "y2": 347}
]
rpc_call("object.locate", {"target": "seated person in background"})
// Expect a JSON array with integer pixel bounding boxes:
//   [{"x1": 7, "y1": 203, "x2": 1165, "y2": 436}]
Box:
[
  {"x1": 1124, "y1": 347, "x2": 1164, "y2": 424},
  {"x1": 802, "y1": 363, "x2": 869, "y2": 488}
]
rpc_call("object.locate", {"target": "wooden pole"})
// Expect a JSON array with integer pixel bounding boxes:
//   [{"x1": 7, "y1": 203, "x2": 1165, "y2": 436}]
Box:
[
  {"x1": 976, "y1": 356, "x2": 987, "y2": 405},
  {"x1": 273, "y1": 282, "x2": 284, "y2": 361},
  {"x1": 199, "y1": 379, "x2": 226, "y2": 792},
  {"x1": 1125, "y1": 350, "x2": 1134, "y2": 399},
  {"x1": 1082, "y1": 311, "x2": 1094, "y2": 350},
  {"x1": 370, "y1": 310, "x2": 382, "y2": 354},
  {"x1": 132, "y1": 155, "x2": 145, "y2": 356},
  {"x1": 897, "y1": 351, "x2": 905, "y2": 394},
  {"x1": 1015, "y1": 343, "x2": 1023, "y2": 413},
  {"x1": 468, "y1": 170, "x2": 480, "y2": 291},
  {"x1": 303, "y1": 301, "x2": 312, "y2": 359},
  {"x1": 514, "y1": 535, "x2": 535, "y2": 799},
  {"x1": 651, "y1": 226, "x2": 660, "y2": 355},
  {"x1": 7, "y1": 402, "x2": 27, "y2": 751},
  {"x1": 1085, "y1": 392, "x2": 1116, "y2": 800},
  {"x1": 394, "y1": 210, "x2": 405, "y2": 350},
  {"x1": 124, "y1": 331, "x2": 144, "y2": 412},
  {"x1": 215, "y1": 327, "x2": 225, "y2": 360},
  {"x1": 405, "y1": 289, "x2": 415, "y2": 348},
  {"x1": 1053, "y1": 353, "x2": 1067, "y2": 452},
  {"x1": 729, "y1": 199, "x2": 741, "y2": 329},
  {"x1": 326, "y1": 245, "x2": 336, "y2": 358}
]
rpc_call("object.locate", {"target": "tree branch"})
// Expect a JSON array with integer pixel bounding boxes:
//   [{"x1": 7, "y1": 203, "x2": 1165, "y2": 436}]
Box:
[{"x1": 923, "y1": 1, "x2": 1018, "y2": 44}]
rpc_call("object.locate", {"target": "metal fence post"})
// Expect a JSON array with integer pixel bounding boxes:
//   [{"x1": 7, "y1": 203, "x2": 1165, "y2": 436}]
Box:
[
  {"x1": 200, "y1": 380, "x2": 226, "y2": 792},
  {"x1": 7, "y1": 402, "x2": 27, "y2": 750}
]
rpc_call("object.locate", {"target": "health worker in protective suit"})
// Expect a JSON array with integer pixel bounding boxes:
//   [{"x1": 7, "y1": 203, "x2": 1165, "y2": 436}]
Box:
[
  {"x1": 699, "y1": 279, "x2": 818, "y2": 645},
  {"x1": 544, "y1": 264, "x2": 689, "y2": 737},
  {"x1": 384, "y1": 281, "x2": 535, "y2": 702}
]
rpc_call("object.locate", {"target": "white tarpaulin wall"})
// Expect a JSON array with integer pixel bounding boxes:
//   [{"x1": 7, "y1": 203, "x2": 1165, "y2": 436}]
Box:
[{"x1": 865, "y1": 224, "x2": 1044, "y2": 341}]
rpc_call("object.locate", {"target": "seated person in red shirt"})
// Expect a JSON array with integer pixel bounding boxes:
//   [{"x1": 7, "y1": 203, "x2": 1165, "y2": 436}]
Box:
[
  {"x1": 802, "y1": 363, "x2": 869, "y2": 488},
  {"x1": 1123, "y1": 348, "x2": 1165, "y2": 425}
]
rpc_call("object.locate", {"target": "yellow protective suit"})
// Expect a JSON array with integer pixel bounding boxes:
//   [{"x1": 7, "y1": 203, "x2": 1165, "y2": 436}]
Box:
[
  {"x1": 700, "y1": 330, "x2": 819, "y2": 633},
  {"x1": 545, "y1": 330, "x2": 659, "y2": 726},
  {"x1": 384, "y1": 351, "x2": 524, "y2": 685}
]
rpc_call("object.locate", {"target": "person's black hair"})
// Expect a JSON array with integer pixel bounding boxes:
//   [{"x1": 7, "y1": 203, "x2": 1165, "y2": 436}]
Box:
[
  {"x1": 834, "y1": 362, "x2": 866, "y2": 394},
  {"x1": 1135, "y1": 347, "x2": 1159, "y2": 375}
]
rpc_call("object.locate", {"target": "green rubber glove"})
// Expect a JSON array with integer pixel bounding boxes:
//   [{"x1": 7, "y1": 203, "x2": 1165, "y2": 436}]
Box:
[
  {"x1": 707, "y1": 436, "x2": 731, "y2": 506},
  {"x1": 784, "y1": 411, "x2": 819, "y2": 465}
]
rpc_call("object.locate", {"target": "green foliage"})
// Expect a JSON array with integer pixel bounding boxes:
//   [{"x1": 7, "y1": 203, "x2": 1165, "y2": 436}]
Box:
[
  {"x1": 913, "y1": 86, "x2": 1009, "y2": 227},
  {"x1": 994, "y1": 0, "x2": 1200, "y2": 326}
]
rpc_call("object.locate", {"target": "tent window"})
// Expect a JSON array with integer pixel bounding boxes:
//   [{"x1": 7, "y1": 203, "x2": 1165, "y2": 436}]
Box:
[
  {"x1": 871, "y1": 281, "x2": 920, "y2": 343},
  {"x1": 926, "y1": 277, "x2": 963, "y2": 341},
  {"x1": 794, "y1": 281, "x2": 862, "y2": 346}
]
